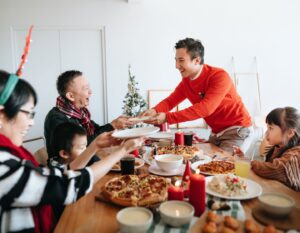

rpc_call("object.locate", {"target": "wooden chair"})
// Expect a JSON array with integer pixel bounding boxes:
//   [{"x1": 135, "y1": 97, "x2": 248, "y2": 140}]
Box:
[{"x1": 23, "y1": 136, "x2": 48, "y2": 166}]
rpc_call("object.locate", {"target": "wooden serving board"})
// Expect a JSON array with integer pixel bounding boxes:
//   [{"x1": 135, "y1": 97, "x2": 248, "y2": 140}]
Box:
[{"x1": 252, "y1": 206, "x2": 300, "y2": 230}]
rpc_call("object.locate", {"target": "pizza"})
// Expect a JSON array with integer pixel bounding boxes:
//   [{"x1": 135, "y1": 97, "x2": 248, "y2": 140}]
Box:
[
  {"x1": 198, "y1": 161, "x2": 235, "y2": 174},
  {"x1": 112, "y1": 160, "x2": 142, "y2": 170},
  {"x1": 102, "y1": 174, "x2": 169, "y2": 206},
  {"x1": 157, "y1": 145, "x2": 201, "y2": 160}
]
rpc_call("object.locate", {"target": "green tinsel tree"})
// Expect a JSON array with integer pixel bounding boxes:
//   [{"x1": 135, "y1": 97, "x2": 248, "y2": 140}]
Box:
[{"x1": 122, "y1": 65, "x2": 147, "y2": 119}]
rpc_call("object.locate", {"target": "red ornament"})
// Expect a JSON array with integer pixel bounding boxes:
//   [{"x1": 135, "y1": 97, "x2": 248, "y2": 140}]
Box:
[{"x1": 182, "y1": 160, "x2": 191, "y2": 197}]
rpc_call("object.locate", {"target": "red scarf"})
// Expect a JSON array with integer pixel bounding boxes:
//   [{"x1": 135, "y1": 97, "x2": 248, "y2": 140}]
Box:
[
  {"x1": 56, "y1": 96, "x2": 95, "y2": 136},
  {"x1": 0, "y1": 134, "x2": 55, "y2": 233}
]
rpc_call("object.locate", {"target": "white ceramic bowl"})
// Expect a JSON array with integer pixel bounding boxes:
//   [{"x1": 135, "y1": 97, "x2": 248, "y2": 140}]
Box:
[
  {"x1": 159, "y1": 201, "x2": 194, "y2": 227},
  {"x1": 117, "y1": 207, "x2": 153, "y2": 233},
  {"x1": 258, "y1": 192, "x2": 295, "y2": 217},
  {"x1": 155, "y1": 154, "x2": 183, "y2": 172}
]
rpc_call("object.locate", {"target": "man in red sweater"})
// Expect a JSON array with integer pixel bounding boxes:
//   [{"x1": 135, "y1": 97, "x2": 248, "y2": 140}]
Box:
[{"x1": 141, "y1": 38, "x2": 253, "y2": 153}]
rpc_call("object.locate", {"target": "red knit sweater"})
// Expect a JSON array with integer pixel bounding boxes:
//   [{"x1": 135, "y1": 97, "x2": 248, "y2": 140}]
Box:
[{"x1": 154, "y1": 64, "x2": 252, "y2": 133}]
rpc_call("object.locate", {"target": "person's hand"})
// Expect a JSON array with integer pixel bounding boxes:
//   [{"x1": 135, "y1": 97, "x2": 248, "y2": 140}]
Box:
[
  {"x1": 111, "y1": 115, "x2": 134, "y2": 129},
  {"x1": 121, "y1": 137, "x2": 145, "y2": 154},
  {"x1": 139, "y1": 109, "x2": 157, "y2": 117},
  {"x1": 232, "y1": 146, "x2": 245, "y2": 157},
  {"x1": 144, "y1": 112, "x2": 167, "y2": 125},
  {"x1": 93, "y1": 132, "x2": 115, "y2": 148}
]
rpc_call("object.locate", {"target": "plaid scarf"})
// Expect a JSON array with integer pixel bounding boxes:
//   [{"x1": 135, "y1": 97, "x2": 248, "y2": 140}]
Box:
[
  {"x1": 0, "y1": 134, "x2": 55, "y2": 233},
  {"x1": 56, "y1": 96, "x2": 95, "y2": 136}
]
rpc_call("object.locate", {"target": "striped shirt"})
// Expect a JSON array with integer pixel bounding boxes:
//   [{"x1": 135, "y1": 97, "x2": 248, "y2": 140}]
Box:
[
  {"x1": 0, "y1": 150, "x2": 93, "y2": 233},
  {"x1": 251, "y1": 146, "x2": 300, "y2": 191}
]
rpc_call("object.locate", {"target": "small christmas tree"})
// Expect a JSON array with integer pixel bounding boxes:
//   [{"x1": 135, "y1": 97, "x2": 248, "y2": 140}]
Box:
[{"x1": 122, "y1": 65, "x2": 147, "y2": 119}]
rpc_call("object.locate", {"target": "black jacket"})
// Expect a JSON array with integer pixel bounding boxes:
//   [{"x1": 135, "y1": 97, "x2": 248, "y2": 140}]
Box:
[{"x1": 44, "y1": 107, "x2": 114, "y2": 159}]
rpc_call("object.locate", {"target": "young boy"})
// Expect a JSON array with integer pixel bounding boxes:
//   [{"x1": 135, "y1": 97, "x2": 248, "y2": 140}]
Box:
[{"x1": 48, "y1": 122, "x2": 114, "y2": 169}]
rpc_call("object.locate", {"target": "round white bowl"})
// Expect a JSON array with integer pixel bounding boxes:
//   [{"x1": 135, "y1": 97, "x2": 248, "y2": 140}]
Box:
[
  {"x1": 159, "y1": 201, "x2": 194, "y2": 227},
  {"x1": 117, "y1": 207, "x2": 153, "y2": 233},
  {"x1": 258, "y1": 192, "x2": 295, "y2": 217},
  {"x1": 155, "y1": 154, "x2": 183, "y2": 172}
]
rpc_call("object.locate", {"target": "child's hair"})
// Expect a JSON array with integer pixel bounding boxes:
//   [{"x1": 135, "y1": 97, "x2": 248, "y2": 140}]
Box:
[
  {"x1": 50, "y1": 122, "x2": 87, "y2": 162},
  {"x1": 265, "y1": 106, "x2": 300, "y2": 160}
]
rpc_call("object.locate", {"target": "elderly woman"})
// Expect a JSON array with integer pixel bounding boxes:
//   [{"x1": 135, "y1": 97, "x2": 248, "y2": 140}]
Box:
[{"x1": 0, "y1": 70, "x2": 143, "y2": 233}]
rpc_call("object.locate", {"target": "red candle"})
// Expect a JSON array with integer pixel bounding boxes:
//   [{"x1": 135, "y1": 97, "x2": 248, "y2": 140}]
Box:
[
  {"x1": 189, "y1": 170, "x2": 206, "y2": 216},
  {"x1": 168, "y1": 181, "x2": 184, "y2": 201},
  {"x1": 130, "y1": 148, "x2": 139, "y2": 158},
  {"x1": 155, "y1": 123, "x2": 168, "y2": 132},
  {"x1": 174, "y1": 131, "x2": 184, "y2": 146}
]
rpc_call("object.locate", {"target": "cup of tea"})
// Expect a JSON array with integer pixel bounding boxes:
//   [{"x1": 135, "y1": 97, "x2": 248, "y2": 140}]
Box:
[{"x1": 120, "y1": 156, "x2": 135, "y2": 175}]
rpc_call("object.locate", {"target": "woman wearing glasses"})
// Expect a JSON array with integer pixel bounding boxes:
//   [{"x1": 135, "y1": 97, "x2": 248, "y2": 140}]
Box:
[{"x1": 0, "y1": 69, "x2": 144, "y2": 233}]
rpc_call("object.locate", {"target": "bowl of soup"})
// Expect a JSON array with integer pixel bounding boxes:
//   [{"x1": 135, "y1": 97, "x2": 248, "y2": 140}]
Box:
[
  {"x1": 155, "y1": 154, "x2": 183, "y2": 172},
  {"x1": 159, "y1": 201, "x2": 194, "y2": 227},
  {"x1": 258, "y1": 192, "x2": 295, "y2": 217},
  {"x1": 117, "y1": 207, "x2": 153, "y2": 233}
]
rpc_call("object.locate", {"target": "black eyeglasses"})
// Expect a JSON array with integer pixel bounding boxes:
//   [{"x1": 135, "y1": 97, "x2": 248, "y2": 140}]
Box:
[{"x1": 19, "y1": 109, "x2": 36, "y2": 119}]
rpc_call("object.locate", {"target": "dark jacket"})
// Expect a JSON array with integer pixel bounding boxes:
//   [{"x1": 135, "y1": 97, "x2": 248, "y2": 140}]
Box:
[{"x1": 44, "y1": 107, "x2": 114, "y2": 159}]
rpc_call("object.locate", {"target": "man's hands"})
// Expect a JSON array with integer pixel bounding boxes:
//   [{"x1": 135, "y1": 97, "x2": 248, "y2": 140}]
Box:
[
  {"x1": 111, "y1": 115, "x2": 135, "y2": 129},
  {"x1": 139, "y1": 109, "x2": 167, "y2": 125},
  {"x1": 139, "y1": 108, "x2": 157, "y2": 118},
  {"x1": 144, "y1": 112, "x2": 167, "y2": 125}
]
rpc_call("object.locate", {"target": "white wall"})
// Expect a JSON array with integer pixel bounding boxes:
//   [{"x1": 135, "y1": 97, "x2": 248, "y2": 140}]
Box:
[{"x1": 1, "y1": 0, "x2": 300, "y2": 129}]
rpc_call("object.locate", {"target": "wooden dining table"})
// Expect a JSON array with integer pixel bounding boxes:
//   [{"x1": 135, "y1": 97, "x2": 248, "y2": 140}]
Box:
[{"x1": 54, "y1": 143, "x2": 300, "y2": 233}]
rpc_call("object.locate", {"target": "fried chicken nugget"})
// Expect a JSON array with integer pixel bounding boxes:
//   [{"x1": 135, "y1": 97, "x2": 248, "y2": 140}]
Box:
[
  {"x1": 263, "y1": 225, "x2": 277, "y2": 233},
  {"x1": 219, "y1": 226, "x2": 236, "y2": 233},
  {"x1": 224, "y1": 216, "x2": 239, "y2": 230},
  {"x1": 202, "y1": 221, "x2": 217, "y2": 233},
  {"x1": 244, "y1": 219, "x2": 260, "y2": 233},
  {"x1": 206, "y1": 211, "x2": 221, "y2": 224}
]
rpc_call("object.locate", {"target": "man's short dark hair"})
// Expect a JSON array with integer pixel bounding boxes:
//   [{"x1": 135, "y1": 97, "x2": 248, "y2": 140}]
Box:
[
  {"x1": 50, "y1": 122, "x2": 87, "y2": 160},
  {"x1": 56, "y1": 70, "x2": 82, "y2": 97},
  {"x1": 175, "y1": 38, "x2": 205, "y2": 64}
]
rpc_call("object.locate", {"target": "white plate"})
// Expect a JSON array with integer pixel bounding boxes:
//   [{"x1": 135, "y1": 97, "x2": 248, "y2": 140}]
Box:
[
  {"x1": 205, "y1": 176, "x2": 263, "y2": 200},
  {"x1": 149, "y1": 132, "x2": 173, "y2": 140},
  {"x1": 112, "y1": 127, "x2": 159, "y2": 139},
  {"x1": 190, "y1": 156, "x2": 213, "y2": 171},
  {"x1": 148, "y1": 163, "x2": 185, "y2": 176},
  {"x1": 111, "y1": 158, "x2": 145, "y2": 171}
]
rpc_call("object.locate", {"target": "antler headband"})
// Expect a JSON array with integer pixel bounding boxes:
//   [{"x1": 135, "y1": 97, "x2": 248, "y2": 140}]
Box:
[{"x1": 0, "y1": 25, "x2": 33, "y2": 105}]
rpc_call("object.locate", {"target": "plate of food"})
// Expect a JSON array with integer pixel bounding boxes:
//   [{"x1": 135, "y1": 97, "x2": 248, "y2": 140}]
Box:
[
  {"x1": 196, "y1": 160, "x2": 235, "y2": 175},
  {"x1": 112, "y1": 126, "x2": 159, "y2": 139},
  {"x1": 111, "y1": 157, "x2": 145, "y2": 171},
  {"x1": 102, "y1": 174, "x2": 170, "y2": 206},
  {"x1": 190, "y1": 156, "x2": 213, "y2": 170},
  {"x1": 156, "y1": 145, "x2": 202, "y2": 160},
  {"x1": 205, "y1": 174, "x2": 262, "y2": 200},
  {"x1": 189, "y1": 211, "x2": 276, "y2": 233}
]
